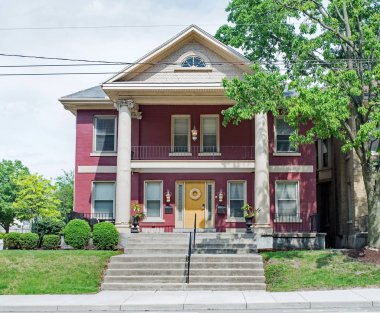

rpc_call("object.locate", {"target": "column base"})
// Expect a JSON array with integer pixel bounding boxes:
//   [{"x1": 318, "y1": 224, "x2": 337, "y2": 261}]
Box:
[
  {"x1": 253, "y1": 224, "x2": 273, "y2": 235},
  {"x1": 115, "y1": 223, "x2": 131, "y2": 234}
]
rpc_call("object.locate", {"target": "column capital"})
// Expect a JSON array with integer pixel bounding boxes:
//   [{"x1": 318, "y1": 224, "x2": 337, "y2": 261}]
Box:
[{"x1": 114, "y1": 99, "x2": 142, "y2": 120}]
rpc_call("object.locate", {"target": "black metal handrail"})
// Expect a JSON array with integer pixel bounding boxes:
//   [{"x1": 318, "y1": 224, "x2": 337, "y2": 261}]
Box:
[
  {"x1": 193, "y1": 213, "x2": 197, "y2": 249},
  {"x1": 186, "y1": 231, "x2": 192, "y2": 284}
]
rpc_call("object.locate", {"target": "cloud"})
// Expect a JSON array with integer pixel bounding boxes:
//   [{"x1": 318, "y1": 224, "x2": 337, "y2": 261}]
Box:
[{"x1": 0, "y1": 0, "x2": 229, "y2": 177}]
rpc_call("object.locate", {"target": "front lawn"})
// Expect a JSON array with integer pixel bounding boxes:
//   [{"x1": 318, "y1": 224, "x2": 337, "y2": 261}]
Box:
[
  {"x1": 0, "y1": 250, "x2": 120, "y2": 294},
  {"x1": 261, "y1": 250, "x2": 380, "y2": 292}
]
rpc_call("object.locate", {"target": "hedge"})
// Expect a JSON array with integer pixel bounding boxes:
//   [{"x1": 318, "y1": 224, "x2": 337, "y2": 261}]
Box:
[
  {"x1": 4, "y1": 233, "x2": 21, "y2": 249},
  {"x1": 19, "y1": 233, "x2": 39, "y2": 250},
  {"x1": 93, "y1": 222, "x2": 119, "y2": 250},
  {"x1": 63, "y1": 219, "x2": 91, "y2": 249},
  {"x1": 42, "y1": 234, "x2": 61, "y2": 250}
]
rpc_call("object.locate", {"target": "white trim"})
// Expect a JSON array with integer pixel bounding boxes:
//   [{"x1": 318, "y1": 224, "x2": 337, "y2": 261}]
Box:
[
  {"x1": 200, "y1": 114, "x2": 220, "y2": 153},
  {"x1": 78, "y1": 163, "x2": 313, "y2": 174},
  {"x1": 78, "y1": 166, "x2": 117, "y2": 173},
  {"x1": 93, "y1": 115, "x2": 117, "y2": 153},
  {"x1": 91, "y1": 181, "x2": 116, "y2": 217},
  {"x1": 273, "y1": 152, "x2": 301, "y2": 157},
  {"x1": 269, "y1": 165, "x2": 313, "y2": 173},
  {"x1": 143, "y1": 180, "x2": 164, "y2": 222},
  {"x1": 197, "y1": 152, "x2": 221, "y2": 156},
  {"x1": 168, "y1": 152, "x2": 192, "y2": 157},
  {"x1": 171, "y1": 115, "x2": 191, "y2": 153},
  {"x1": 226, "y1": 180, "x2": 247, "y2": 222},
  {"x1": 274, "y1": 180, "x2": 300, "y2": 218},
  {"x1": 174, "y1": 68, "x2": 212, "y2": 73},
  {"x1": 90, "y1": 152, "x2": 117, "y2": 157}
]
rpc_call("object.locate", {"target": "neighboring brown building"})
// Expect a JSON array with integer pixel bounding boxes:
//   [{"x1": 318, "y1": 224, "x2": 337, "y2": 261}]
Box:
[{"x1": 316, "y1": 138, "x2": 372, "y2": 248}]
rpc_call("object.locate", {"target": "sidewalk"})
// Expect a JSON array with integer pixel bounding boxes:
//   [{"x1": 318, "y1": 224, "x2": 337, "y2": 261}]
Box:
[{"x1": 0, "y1": 289, "x2": 379, "y2": 311}]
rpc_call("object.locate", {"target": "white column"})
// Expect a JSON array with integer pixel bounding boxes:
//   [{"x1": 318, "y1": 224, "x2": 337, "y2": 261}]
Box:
[
  {"x1": 254, "y1": 113, "x2": 271, "y2": 232},
  {"x1": 114, "y1": 99, "x2": 134, "y2": 233}
]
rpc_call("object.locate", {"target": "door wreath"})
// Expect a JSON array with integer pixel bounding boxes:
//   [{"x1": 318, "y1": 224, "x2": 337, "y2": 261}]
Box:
[{"x1": 189, "y1": 188, "x2": 201, "y2": 200}]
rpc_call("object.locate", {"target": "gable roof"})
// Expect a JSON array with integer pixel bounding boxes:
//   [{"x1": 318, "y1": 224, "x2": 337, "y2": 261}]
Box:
[{"x1": 103, "y1": 24, "x2": 251, "y2": 84}]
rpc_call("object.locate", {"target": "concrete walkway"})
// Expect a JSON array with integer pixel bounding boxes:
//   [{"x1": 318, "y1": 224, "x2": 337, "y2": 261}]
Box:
[{"x1": 0, "y1": 289, "x2": 379, "y2": 311}]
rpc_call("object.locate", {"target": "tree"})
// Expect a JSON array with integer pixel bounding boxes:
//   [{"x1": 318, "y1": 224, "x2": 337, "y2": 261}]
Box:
[
  {"x1": 0, "y1": 160, "x2": 29, "y2": 232},
  {"x1": 216, "y1": 0, "x2": 380, "y2": 247},
  {"x1": 13, "y1": 174, "x2": 60, "y2": 222},
  {"x1": 55, "y1": 170, "x2": 74, "y2": 218}
]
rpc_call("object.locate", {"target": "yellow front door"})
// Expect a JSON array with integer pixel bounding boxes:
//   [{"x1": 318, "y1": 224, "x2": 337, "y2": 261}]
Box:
[{"x1": 184, "y1": 182, "x2": 206, "y2": 228}]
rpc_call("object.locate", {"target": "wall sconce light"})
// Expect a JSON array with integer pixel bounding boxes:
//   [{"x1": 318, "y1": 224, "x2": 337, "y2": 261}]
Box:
[
  {"x1": 191, "y1": 125, "x2": 198, "y2": 141},
  {"x1": 217, "y1": 189, "x2": 225, "y2": 203},
  {"x1": 165, "y1": 190, "x2": 172, "y2": 203}
]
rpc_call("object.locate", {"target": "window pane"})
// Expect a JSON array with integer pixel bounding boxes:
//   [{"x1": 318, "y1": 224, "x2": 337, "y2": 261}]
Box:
[
  {"x1": 173, "y1": 118, "x2": 189, "y2": 151},
  {"x1": 202, "y1": 117, "x2": 217, "y2": 152},
  {"x1": 276, "y1": 182, "x2": 298, "y2": 216},
  {"x1": 177, "y1": 184, "x2": 183, "y2": 221},
  {"x1": 94, "y1": 200, "x2": 113, "y2": 216},
  {"x1": 147, "y1": 200, "x2": 161, "y2": 217},
  {"x1": 146, "y1": 182, "x2": 162, "y2": 218},
  {"x1": 94, "y1": 183, "x2": 115, "y2": 201},
  {"x1": 230, "y1": 182, "x2": 244, "y2": 200},
  {"x1": 95, "y1": 118, "x2": 115, "y2": 151},
  {"x1": 207, "y1": 184, "x2": 212, "y2": 221},
  {"x1": 230, "y1": 200, "x2": 244, "y2": 217},
  {"x1": 276, "y1": 118, "x2": 296, "y2": 152},
  {"x1": 146, "y1": 182, "x2": 161, "y2": 200}
]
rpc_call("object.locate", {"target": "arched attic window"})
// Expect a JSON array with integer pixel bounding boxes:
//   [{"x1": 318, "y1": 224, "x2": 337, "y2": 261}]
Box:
[{"x1": 181, "y1": 55, "x2": 206, "y2": 68}]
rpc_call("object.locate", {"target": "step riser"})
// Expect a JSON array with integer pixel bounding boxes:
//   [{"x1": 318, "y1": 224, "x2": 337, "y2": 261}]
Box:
[
  {"x1": 106, "y1": 269, "x2": 264, "y2": 276},
  {"x1": 102, "y1": 283, "x2": 266, "y2": 291},
  {"x1": 109, "y1": 262, "x2": 263, "y2": 270},
  {"x1": 112, "y1": 256, "x2": 262, "y2": 262},
  {"x1": 194, "y1": 249, "x2": 258, "y2": 254},
  {"x1": 105, "y1": 276, "x2": 186, "y2": 283},
  {"x1": 125, "y1": 249, "x2": 189, "y2": 254}
]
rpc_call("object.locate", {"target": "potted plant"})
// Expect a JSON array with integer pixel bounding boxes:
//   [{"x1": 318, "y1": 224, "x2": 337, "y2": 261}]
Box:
[
  {"x1": 241, "y1": 203, "x2": 260, "y2": 233},
  {"x1": 131, "y1": 204, "x2": 145, "y2": 233}
]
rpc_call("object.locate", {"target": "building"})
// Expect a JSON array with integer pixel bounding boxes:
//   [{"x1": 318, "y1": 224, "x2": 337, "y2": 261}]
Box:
[{"x1": 59, "y1": 25, "x2": 318, "y2": 245}]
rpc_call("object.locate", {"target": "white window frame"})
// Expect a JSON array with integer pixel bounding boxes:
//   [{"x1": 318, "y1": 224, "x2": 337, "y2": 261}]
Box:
[
  {"x1": 91, "y1": 181, "x2": 116, "y2": 217},
  {"x1": 199, "y1": 114, "x2": 221, "y2": 155},
  {"x1": 226, "y1": 180, "x2": 247, "y2": 222},
  {"x1": 170, "y1": 115, "x2": 191, "y2": 156},
  {"x1": 93, "y1": 115, "x2": 117, "y2": 153},
  {"x1": 143, "y1": 180, "x2": 164, "y2": 223},
  {"x1": 274, "y1": 180, "x2": 301, "y2": 222},
  {"x1": 273, "y1": 117, "x2": 300, "y2": 156}
]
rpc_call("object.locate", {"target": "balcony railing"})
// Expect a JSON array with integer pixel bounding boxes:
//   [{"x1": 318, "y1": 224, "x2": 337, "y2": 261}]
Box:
[
  {"x1": 67, "y1": 211, "x2": 115, "y2": 227},
  {"x1": 131, "y1": 146, "x2": 255, "y2": 160},
  {"x1": 272, "y1": 213, "x2": 320, "y2": 233}
]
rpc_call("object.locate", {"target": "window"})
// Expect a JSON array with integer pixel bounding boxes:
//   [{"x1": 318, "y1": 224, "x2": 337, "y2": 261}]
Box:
[
  {"x1": 275, "y1": 118, "x2": 297, "y2": 152},
  {"x1": 201, "y1": 115, "x2": 219, "y2": 153},
  {"x1": 322, "y1": 139, "x2": 329, "y2": 167},
  {"x1": 144, "y1": 181, "x2": 162, "y2": 218},
  {"x1": 94, "y1": 116, "x2": 116, "y2": 152},
  {"x1": 228, "y1": 181, "x2": 246, "y2": 218},
  {"x1": 181, "y1": 55, "x2": 206, "y2": 68},
  {"x1": 93, "y1": 182, "x2": 115, "y2": 218},
  {"x1": 275, "y1": 181, "x2": 299, "y2": 218},
  {"x1": 177, "y1": 183, "x2": 184, "y2": 221},
  {"x1": 172, "y1": 116, "x2": 190, "y2": 153}
]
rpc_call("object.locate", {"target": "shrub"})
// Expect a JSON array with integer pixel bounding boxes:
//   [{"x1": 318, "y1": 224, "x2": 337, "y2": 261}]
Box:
[
  {"x1": 93, "y1": 222, "x2": 119, "y2": 250},
  {"x1": 19, "y1": 233, "x2": 39, "y2": 250},
  {"x1": 0, "y1": 233, "x2": 6, "y2": 240},
  {"x1": 42, "y1": 234, "x2": 61, "y2": 250},
  {"x1": 63, "y1": 219, "x2": 91, "y2": 249},
  {"x1": 31, "y1": 218, "x2": 65, "y2": 237},
  {"x1": 4, "y1": 232, "x2": 21, "y2": 249}
]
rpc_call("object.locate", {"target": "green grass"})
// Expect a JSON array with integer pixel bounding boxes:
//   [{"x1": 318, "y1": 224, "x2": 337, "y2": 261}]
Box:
[
  {"x1": 261, "y1": 250, "x2": 380, "y2": 292},
  {"x1": 0, "y1": 250, "x2": 120, "y2": 294}
]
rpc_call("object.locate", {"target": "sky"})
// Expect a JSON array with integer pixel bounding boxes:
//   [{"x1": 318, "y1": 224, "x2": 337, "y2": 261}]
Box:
[{"x1": 0, "y1": 0, "x2": 230, "y2": 179}]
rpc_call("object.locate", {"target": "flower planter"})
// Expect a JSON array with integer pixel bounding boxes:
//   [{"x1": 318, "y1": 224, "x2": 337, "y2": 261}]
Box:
[
  {"x1": 245, "y1": 217, "x2": 253, "y2": 233},
  {"x1": 131, "y1": 217, "x2": 140, "y2": 233}
]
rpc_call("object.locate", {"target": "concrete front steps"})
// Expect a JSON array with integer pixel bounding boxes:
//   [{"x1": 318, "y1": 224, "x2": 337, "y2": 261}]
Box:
[{"x1": 101, "y1": 233, "x2": 266, "y2": 291}]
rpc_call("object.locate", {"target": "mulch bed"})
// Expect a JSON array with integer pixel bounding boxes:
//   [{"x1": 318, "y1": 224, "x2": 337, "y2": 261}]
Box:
[{"x1": 345, "y1": 248, "x2": 380, "y2": 266}]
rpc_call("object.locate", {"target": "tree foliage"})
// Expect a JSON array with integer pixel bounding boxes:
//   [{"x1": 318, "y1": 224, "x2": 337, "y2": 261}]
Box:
[
  {"x1": 54, "y1": 170, "x2": 74, "y2": 218},
  {"x1": 13, "y1": 174, "x2": 60, "y2": 222},
  {"x1": 0, "y1": 160, "x2": 29, "y2": 232},
  {"x1": 216, "y1": 0, "x2": 380, "y2": 246}
]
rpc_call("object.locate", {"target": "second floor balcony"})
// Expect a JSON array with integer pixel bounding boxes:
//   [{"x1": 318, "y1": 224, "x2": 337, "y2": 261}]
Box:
[{"x1": 131, "y1": 146, "x2": 255, "y2": 160}]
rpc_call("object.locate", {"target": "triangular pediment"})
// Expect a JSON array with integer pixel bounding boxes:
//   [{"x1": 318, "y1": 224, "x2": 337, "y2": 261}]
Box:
[{"x1": 104, "y1": 25, "x2": 251, "y2": 84}]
